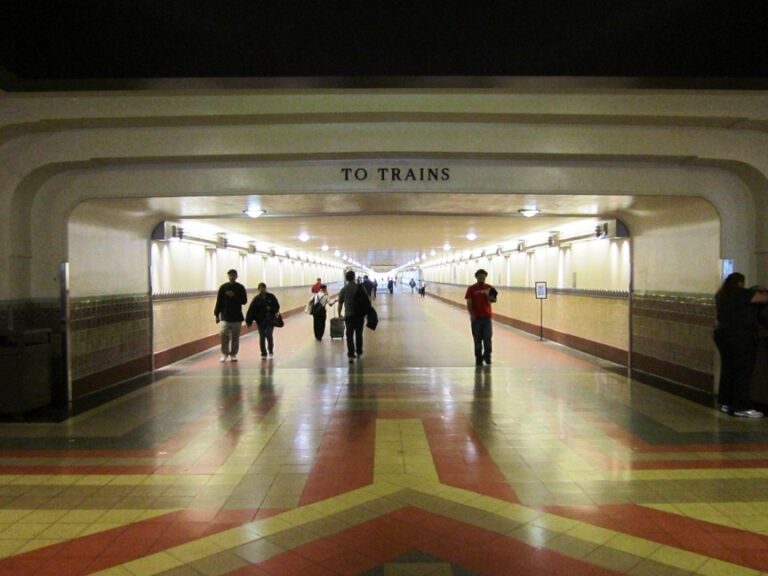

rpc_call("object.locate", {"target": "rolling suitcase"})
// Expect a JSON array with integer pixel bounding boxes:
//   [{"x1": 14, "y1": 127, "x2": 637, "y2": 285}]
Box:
[{"x1": 330, "y1": 316, "x2": 345, "y2": 339}]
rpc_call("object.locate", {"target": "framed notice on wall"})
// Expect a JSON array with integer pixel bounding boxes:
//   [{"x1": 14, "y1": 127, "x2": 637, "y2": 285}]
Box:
[{"x1": 535, "y1": 281, "x2": 547, "y2": 299}]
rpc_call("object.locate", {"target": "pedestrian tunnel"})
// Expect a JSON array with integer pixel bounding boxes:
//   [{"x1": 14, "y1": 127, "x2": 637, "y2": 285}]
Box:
[{"x1": 54, "y1": 189, "x2": 728, "y2": 412}]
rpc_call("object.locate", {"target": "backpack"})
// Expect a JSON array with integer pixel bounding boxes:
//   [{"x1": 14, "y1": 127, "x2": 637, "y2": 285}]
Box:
[
  {"x1": 311, "y1": 295, "x2": 325, "y2": 315},
  {"x1": 354, "y1": 284, "x2": 372, "y2": 317}
]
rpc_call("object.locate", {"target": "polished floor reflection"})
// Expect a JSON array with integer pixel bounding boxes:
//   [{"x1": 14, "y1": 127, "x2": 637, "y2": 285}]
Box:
[{"x1": 2, "y1": 290, "x2": 768, "y2": 575}]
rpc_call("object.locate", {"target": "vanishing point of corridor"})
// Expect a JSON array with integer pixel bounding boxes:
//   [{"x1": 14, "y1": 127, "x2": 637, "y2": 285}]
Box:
[{"x1": 2, "y1": 290, "x2": 768, "y2": 575}]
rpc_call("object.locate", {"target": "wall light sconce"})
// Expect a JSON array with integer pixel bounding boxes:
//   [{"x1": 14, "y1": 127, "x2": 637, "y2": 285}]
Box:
[
  {"x1": 171, "y1": 225, "x2": 184, "y2": 241},
  {"x1": 518, "y1": 208, "x2": 540, "y2": 218},
  {"x1": 517, "y1": 240, "x2": 526, "y2": 252},
  {"x1": 216, "y1": 233, "x2": 228, "y2": 249}
]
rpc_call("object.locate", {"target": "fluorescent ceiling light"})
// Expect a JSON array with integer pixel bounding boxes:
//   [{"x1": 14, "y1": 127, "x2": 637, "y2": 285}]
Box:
[
  {"x1": 518, "y1": 208, "x2": 540, "y2": 218},
  {"x1": 443, "y1": 242, "x2": 451, "y2": 251},
  {"x1": 298, "y1": 232, "x2": 310, "y2": 242},
  {"x1": 244, "y1": 209, "x2": 264, "y2": 218},
  {"x1": 466, "y1": 232, "x2": 477, "y2": 241},
  {"x1": 320, "y1": 244, "x2": 329, "y2": 251}
]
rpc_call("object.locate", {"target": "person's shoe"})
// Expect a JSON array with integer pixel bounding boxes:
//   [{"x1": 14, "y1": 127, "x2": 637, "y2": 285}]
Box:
[
  {"x1": 734, "y1": 409, "x2": 764, "y2": 418},
  {"x1": 230, "y1": 355, "x2": 237, "y2": 362},
  {"x1": 348, "y1": 357, "x2": 355, "y2": 364},
  {"x1": 220, "y1": 355, "x2": 228, "y2": 362},
  {"x1": 261, "y1": 354, "x2": 267, "y2": 359},
  {"x1": 268, "y1": 350, "x2": 274, "y2": 357},
  {"x1": 484, "y1": 357, "x2": 492, "y2": 365},
  {"x1": 475, "y1": 358, "x2": 483, "y2": 366},
  {"x1": 720, "y1": 405, "x2": 730, "y2": 413}
]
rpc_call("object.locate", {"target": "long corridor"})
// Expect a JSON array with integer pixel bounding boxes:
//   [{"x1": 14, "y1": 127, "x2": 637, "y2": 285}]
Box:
[{"x1": 2, "y1": 290, "x2": 768, "y2": 575}]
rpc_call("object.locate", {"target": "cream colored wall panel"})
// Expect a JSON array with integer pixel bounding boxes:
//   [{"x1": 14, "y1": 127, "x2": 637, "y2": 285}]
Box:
[
  {"x1": 431, "y1": 283, "x2": 629, "y2": 351},
  {"x1": 68, "y1": 204, "x2": 149, "y2": 298}
]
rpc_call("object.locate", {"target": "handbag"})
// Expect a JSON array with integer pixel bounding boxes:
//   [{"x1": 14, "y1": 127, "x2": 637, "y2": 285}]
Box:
[
  {"x1": 366, "y1": 307, "x2": 378, "y2": 330},
  {"x1": 305, "y1": 298, "x2": 314, "y2": 315},
  {"x1": 272, "y1": 313, "x2": 284, "y2": 328}
]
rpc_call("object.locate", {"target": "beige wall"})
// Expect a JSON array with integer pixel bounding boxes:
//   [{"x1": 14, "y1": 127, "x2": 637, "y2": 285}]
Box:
[
  {"x1": 68, "y1": 203, "x2": 150, "y2": 297},
  {"x1": 153, "y1": 284, "x2": 343, "y2": 353},
  {"x1": 431, "y1": 283, "x2": 629, "y2": 353}
]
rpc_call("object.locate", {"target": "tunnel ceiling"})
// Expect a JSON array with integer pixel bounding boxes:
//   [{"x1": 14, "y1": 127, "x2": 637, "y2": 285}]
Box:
[{"x1": 79, "y1": 193, "x2": 713, "y2": 270}]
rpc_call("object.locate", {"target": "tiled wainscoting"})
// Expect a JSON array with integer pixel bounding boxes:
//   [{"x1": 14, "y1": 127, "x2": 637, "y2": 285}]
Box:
[
  {"x1": 70, "y1": 295, "x2": 152, "y2": 398},
  {"x1": 631, "y1": 292, "x2": 715, "y2": 393}
]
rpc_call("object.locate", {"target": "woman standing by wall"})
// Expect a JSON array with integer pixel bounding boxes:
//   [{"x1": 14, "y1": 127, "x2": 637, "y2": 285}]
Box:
[{"x1": 714, "y1": 273, "x2": 768, "y2": 417}]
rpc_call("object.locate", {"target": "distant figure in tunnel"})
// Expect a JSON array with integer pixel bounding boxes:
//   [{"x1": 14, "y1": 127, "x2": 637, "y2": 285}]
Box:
[
  {"x1": 246, "y1": 282, "x2": 281, "y2": 359},
  {"x1": 465, "y1": 269, "x2": 498, "y2": 366},
  {"x1": 214, "y1": 269, "x2": 248, "y2": 362},
  {"x1": 311, "y1": 277, "x2": 322, "y2": 294},
  {"x1": 387, "y1": 278, "x2": 394, "y2": 294},
  {"x1": 714, "y1": 272, "x2": 768, "y2": 417}
]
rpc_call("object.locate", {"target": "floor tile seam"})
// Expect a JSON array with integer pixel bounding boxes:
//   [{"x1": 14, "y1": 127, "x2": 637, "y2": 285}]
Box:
[
  {"x1": 82, "y1": 492, "x2": 410, "y2": 573},
  {"x1": 409, "y1": 485, "x2": 762, "y2": 574}
]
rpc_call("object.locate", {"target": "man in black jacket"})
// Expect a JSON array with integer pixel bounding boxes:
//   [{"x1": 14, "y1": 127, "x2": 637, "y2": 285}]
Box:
[
  {"x1": 246, "y1": 283, "x2": 281, "y2": 359},
  {"x1": 214, "y1": 269, "x2": 247, "y2": 362}
]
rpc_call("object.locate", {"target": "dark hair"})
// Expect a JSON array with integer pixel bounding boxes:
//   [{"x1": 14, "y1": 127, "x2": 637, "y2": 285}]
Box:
[
  {"x1": 475, "y1": 269, "x2": 488, "y2": 278},
  {"x1": 227, "y1": 269, "x2": 238, "y2": 275},
  {"x1": 716, "y1": 272, "x2": 745, "y2": 306},
  {"x1": 258, "y1": 282, "x2": 267, "y2": 289},
  {"x1": 345, "y1": 270, "x2": 356, "y2": 281}
]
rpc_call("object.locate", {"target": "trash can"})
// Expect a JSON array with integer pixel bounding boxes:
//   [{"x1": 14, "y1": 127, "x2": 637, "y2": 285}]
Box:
[{"x1": 0, "y1": 329, "x2": 52, "y2": 413}]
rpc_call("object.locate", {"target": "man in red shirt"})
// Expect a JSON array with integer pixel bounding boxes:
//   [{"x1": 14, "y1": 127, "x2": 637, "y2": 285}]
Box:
[
  {"x1": 465, "y1": 269, "x2": 497, "y2": 365},
  {"x1": 311, "y1": 278, "x2": 322, "y2": 294}
]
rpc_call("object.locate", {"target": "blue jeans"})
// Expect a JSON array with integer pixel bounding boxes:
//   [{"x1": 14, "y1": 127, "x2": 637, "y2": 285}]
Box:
[
  {"x1": 257, "y1": 320, "x2": 274, "y2": 356},
  {"x1": 471, "y1": 317, "x2": 493, "y2": 362}
]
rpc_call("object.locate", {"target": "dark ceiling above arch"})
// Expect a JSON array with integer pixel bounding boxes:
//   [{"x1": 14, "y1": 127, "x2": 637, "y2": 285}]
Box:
[{"x1": 2, "y1": 2, "x2": 767, "y2": 91}]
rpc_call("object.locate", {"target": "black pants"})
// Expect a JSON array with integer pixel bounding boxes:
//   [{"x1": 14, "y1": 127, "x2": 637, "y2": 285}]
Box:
[
  {"x1": 715, "y1": 329, "x2": 757, "y2": 411},
  {"x1": 313, "y1": 310, "x2": 326, "y2": 340},
  {"x1": 344, "y1": 315, "x2": 365, "y2": 358}
]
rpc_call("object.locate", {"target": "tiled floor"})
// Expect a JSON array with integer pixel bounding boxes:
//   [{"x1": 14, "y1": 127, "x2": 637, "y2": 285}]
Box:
[{"x1": 2, "y1": 291, "x2": 768, "y2": 575}]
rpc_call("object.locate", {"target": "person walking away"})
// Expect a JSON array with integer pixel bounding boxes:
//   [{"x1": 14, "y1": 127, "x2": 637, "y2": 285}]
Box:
[
  {"x1": 409, "y1": 278, "x2": 416, "y2": 293},
  {"x1": 372, "y1": 278, "x2": 378, "y2": 299},
  {"x1": 338, "y1": 270, "x2": 371, "y2": 363},
  {"x1": 214, "y1": 269, "x2": 247, "y2": 362},
  {"x1": 419, "y1": 282, "x2": 427, "y2": 298},
  {"x1": 311, "y1": 277, "x2": 322, "y2": 294},
  {"x1": 714, "y1": 272, "x2": 768, "y2": 417},
  {"x1": 246, "y1": 282, "x2": 281, "y2": 359},
  {"x1": 388, "y1": 278, "x2": 394, "y2": 294},
  {"x1": 465, "y1": 269, "x2": 497, "y2": 366},
  {"x1": 362, "y1": 275, "x2": 375, "y2": 299},
  {"x1": 311, "y1": 284, "x2": 336, "y2": 340}
]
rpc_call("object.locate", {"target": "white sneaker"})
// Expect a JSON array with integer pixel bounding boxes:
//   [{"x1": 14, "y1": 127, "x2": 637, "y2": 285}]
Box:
[
  {"x1": 230, "y1": 355, "x2": 238, "y2": 362},
  {"x1": 219, "y1": 355, "x2": 228, "y2": 362},
  {"x1": 720, "y1": 405, "x2": 730, "y2": 413},
  {"x1": 734, "y1": 409, "x2": 763, "y2": 419}
]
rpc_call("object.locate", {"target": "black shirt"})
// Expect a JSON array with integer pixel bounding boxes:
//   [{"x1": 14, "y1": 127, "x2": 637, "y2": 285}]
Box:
[
  {"x1": 214, "y1": 282, "x2": 247, "y2": 322},
  {"x1": 716, "y1": 286, "x2": 759, "y2": 333}
]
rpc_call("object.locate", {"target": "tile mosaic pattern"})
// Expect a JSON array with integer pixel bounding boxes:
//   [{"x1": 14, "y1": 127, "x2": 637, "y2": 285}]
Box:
[{"x1": 1, "y1": 291, "x2": 768, "y2": 575}]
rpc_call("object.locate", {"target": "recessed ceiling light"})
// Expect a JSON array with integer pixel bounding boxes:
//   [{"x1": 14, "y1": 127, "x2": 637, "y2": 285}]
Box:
[
  {"x1": 243, "y1": 208, "x2": 264, "y2": 218},
  {"x1": 518, "y1": 208, "x2": 540, "y2": 218},
  {"x1": 430, "y1": 249, "x2": 436, "y2": 256},
  {"x1": 443, "y1": 243, "x2": 451, "y2": 251},
  {"x1": 466, "y1": 232, "x2": 477, "y2": 241},
  {"x1": 320, "y1": 244, "x2": 329, "y2": 251},
  {"x1": 298, "y1": 232, "x2": 310, "y2": 242},
  {"x1": 334, "y1": 250, "x2": 341, "y2": 257}
]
